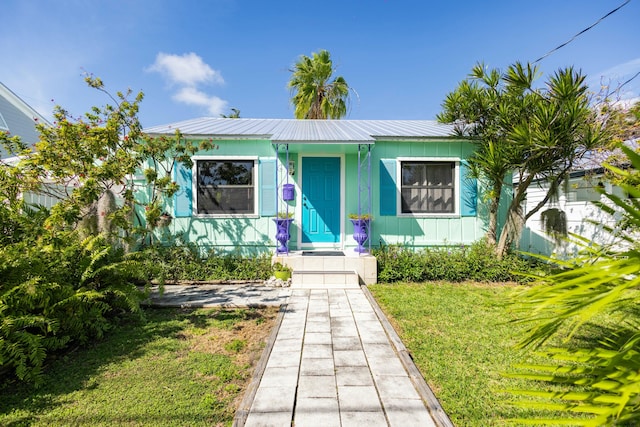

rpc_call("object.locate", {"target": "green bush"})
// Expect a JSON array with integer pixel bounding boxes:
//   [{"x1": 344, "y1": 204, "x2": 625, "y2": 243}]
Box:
[
  {"x1": 0, "y1": 208, "x2": 150, "y2": 385},
  {"x1": 140, "y1": 243, "x2": 273, "y2": 282},
  {"x1": 373, "y1": 240, "x2": 535, "y2": 283}
]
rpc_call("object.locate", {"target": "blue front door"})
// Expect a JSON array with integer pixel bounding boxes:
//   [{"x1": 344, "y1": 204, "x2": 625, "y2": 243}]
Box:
[{"x1": 301, "y1": 157, "x2": 340, "y2": 244}]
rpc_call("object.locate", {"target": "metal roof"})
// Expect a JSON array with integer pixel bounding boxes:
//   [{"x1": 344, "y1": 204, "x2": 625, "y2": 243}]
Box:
[{"x1": 143, "y1": 118, "x2": 457, "y2": 142}]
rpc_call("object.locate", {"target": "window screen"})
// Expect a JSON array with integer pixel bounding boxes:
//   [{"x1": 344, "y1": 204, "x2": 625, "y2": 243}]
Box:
[
  {"x1": 196, "y1": 160, "x2": 255, "y2": 214},
  {"x1": 401, "y1": 162, "x2": 455, "y2": 213}
]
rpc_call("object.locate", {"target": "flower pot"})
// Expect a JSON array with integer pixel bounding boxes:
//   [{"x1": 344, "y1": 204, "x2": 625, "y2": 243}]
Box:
[
  {"x1": 274, "y1": 270, "x2": 291, "y2": 280},
  {"x1": 350, "y1": 218, "x2": 370, "y2": 253},
  {"x1": 273, "y1": 218, "x2": 294, "y2": 254}
]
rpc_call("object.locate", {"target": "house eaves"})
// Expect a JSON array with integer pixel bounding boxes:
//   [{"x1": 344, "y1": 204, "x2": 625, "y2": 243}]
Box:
[{"x1": 143, "y1": 118, "x2": 457, "y2": 143}]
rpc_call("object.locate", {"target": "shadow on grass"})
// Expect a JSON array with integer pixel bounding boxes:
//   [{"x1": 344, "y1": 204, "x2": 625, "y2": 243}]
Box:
[
  {"x1": 0, "y1": 308, "x2": 188, "y2": 426},
  {"x1": 184, "y1": 307, "x2": 265, "y2": 330},
  {"x1": 568, "y1": 321, "x2": 639, "y2": 352}
]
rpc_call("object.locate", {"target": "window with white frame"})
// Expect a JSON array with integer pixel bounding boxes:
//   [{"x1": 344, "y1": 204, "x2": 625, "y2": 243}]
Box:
[
  {"x1": 196, "y1": 159, "x2": 256, "y2": 215},
  {"x1": 401, "y1": 161, "x2": 455, "y2": 214}
]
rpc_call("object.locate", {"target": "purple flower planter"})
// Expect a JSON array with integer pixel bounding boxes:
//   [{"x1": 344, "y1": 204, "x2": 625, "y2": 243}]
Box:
[
  {"x1": 350, "y1": 218, "x2": 370, "y2": 253},
  {"x1": 273, "y1": 218, "x2": 294, "y2": 254}
]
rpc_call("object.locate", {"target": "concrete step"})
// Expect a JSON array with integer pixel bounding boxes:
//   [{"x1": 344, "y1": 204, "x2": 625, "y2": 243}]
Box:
[
  {"x1": 291, "y1": 270, "x2": 360, "y2": 288},
  {"x1": 273, "y1": 252, "x2": 377, "y2": 285}
]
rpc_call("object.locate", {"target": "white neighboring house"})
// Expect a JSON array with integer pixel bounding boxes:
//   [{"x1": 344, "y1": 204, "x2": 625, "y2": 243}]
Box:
[
  {"x1": 519, "y1": 140, "x2": 638, "y2": 258},
  {"x1": 0, "y1": 81, "x2": 48, "y2": 157},
  {"x1": 0, "y1": 81, "x2": 65, "y2": 208}
]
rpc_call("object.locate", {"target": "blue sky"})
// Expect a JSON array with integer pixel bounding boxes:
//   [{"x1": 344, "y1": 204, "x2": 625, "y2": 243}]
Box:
[{"x1": 2, "y1": 0, "x2": 639, "y2": 128}]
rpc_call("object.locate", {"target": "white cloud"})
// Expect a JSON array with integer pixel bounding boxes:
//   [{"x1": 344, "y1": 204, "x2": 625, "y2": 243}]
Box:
[
  {"x1": 173, "y1": 87, "x2": 228, "y2": 116},
  {"x1": 147, "y1": 52, "x2": 228, "y2": 116},
  {"x1": 148, "y1": 52, "x2": 224, "y2": 86}
]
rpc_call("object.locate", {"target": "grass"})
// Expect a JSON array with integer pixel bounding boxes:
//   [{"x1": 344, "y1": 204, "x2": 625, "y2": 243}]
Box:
[
  {"x1": 0, "y1": 306, "x2": 278, "y2": 427},
  {"x1": 369, "y1": 281, "x2": 557, "y2": 426}
]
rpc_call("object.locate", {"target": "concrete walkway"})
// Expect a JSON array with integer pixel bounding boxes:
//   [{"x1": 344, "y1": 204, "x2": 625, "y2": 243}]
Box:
[{"x1": 145, "y1": 284, "x2": 451, "y2": 426}]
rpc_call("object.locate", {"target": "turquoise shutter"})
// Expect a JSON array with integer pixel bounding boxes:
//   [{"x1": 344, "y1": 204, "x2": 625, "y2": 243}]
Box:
[
  {"x1": 173, "y1": 161, "x2": 193, "y2": 217},
  {"x1": 460, "y1": 161, "x2": 477, "y2": 217},
  {"x1": 260, "y1": 158, "x2": 277, "y2": 216},
  {"x1": 380, "y1": 159, "x2": 397, "y2": 216}
]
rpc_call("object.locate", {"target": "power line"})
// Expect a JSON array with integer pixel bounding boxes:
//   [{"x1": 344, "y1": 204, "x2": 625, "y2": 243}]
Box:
[
  {"x1": 618, "y1": 70, "x2": 640, "y2": 92},
  {"x1": 533, "y1": 0, "x2": 631, "y2": 63}
]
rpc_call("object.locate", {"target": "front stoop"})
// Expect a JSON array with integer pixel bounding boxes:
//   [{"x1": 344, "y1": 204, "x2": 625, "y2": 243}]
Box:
[
  {"x1": 292, "y1": 270, "x2": 359, "y2": 288},
  {"x1": 273, "y1": 251, "x2": 377, "y2": 288}
]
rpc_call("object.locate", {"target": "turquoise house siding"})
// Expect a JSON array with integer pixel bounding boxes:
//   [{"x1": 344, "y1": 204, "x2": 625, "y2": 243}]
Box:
[
  {"x1": 157, "y1": 139, "x2": 280, "y2": 254},
  {"x1": 362, "y1": 140, "x2": 484, "y2": 250},
  {"x1": 141, "y1": 118, "x2": 498, "y2": 254}
]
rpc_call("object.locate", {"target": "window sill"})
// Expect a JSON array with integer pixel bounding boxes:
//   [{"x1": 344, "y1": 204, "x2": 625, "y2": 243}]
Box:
[
  {"x1": 398, "y1": 213, "x2": 460, "y2": 218},
  {"x1": 194, "y1": 214, "x2": 261, "y2": 219}
]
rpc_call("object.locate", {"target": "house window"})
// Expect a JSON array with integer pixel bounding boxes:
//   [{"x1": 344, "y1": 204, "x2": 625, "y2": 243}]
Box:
[
  {"x1": 401, "y1": 161, "x2": 455, "y2": 214},
  {"x1": 196, "y1": 159, "x2": 255, "y2": 215}
]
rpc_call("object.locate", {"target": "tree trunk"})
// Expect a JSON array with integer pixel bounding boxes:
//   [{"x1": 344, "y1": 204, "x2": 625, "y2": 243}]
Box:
[
  {"x1": 495, "y1": 175, "x2": 532, "y2": 259},
  {"x1": 486, "y1": 182, "x2": 503, "y2": 246},
  {"x1": 496, "y1": 204, "x2": 525, "y2": 258},
  {"x1": 497, "y1": 171, "x2": 572, "y2": 258}
]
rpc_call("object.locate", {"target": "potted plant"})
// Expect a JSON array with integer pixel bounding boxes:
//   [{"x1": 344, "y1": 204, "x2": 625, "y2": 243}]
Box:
[
  {"x1": 273, "y1": 212, "x2": 294, "y2": 254},
  {"x1": 277, "y1": 211, "x2": 294, "y2": 219},
  {"x1": 348, "y1": 213, "x2": 371, "y2": 253},
  {"x1": 272, "y1": 262, "x2": 292, "y2": 280}
]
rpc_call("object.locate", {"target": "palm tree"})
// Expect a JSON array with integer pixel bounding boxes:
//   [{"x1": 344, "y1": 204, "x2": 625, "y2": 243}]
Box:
[
  {"x1": 220, "y1": 108, "x2": 241, "y2": 118},
  {"x1": 506, "y1": 145, "x2": 640, "y2": 425},
  {"x1": 288, "y1": 50, "x2": 350, "y2": 119}
]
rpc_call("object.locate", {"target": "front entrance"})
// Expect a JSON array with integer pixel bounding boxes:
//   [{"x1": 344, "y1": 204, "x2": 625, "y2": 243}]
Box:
[{"x1": 301, "y1": 157, "x2": 341, "y2": 244}]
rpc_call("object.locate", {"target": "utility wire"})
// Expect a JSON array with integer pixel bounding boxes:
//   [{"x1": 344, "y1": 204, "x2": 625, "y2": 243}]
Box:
[
  {"x1": 618, "y1": 70, "x2": 640, "y2": 92},
  {"x1": 533, "y1": 0, "x2": 631, "y2": 63}
]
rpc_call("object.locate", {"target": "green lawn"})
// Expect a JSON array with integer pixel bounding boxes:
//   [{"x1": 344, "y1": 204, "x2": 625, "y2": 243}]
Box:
[
  {"x1": 369, "y1": 281, "x2": 546, "y2": 426},
  {"x1": 2, "y1": 283, "x2": 602, "y2": 426},
  {"x1": 0, "y1": 307, "x2": 277, "y2": 427}
]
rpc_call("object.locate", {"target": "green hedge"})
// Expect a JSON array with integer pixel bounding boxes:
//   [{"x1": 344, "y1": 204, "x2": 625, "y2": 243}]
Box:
[
  {"x1": 140, "y1": 243, "x2": 273, "y2": 282},
  {"x1": 372, "y1": 240, "x2": 535, "y2": 283}
]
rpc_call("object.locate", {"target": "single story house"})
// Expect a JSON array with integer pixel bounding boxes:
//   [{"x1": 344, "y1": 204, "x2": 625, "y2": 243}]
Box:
[{"x1": 144, "y1": 118, "x2": 487, "y2": 261}]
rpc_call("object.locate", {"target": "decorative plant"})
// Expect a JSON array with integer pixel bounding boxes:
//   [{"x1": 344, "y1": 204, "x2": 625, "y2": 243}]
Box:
[
  {"x1": 272, "y1": 262, "x2": 291, "y2": 273},
  {"x1": 348, "y1": 213, "x2": 371, "y2": 221},
  {"x1": 540, "y1": 207, "x2": 567, "y2": 241},
  {"x1": 277, "y1": 211, "x2": 294, "y2": 219}
]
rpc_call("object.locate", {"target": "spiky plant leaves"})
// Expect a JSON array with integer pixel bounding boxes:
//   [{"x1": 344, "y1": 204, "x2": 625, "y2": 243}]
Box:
[{"x1": 506, "y1": 144, "x2": 640, "y2": 425}]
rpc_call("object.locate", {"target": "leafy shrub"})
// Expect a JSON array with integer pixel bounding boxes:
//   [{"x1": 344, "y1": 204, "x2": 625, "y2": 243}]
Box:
[
  {"x1": 140, "y1": 243, "x2": 273, "y2": 282},
  {"x1": 373, "y1": 240, "x2": 535, "y2": 283},
  {"x1": 0, "y1": 210, "x2": 150, "y2": 385}
]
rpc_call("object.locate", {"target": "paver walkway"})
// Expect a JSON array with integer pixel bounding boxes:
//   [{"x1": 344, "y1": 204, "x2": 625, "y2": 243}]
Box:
[
  {"x1": 239, "y1": 288, "x2": 439, "y2": 427},
  {"x1": 146, "y1": 284, "x2": 449, "y2": 426}
]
